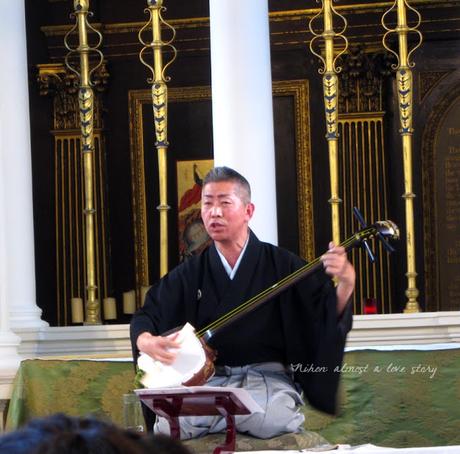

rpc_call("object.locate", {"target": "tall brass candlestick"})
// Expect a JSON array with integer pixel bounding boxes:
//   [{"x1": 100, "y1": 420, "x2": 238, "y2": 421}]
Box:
[
  {"x1": 139, "y1": 0, "x2": 177, "y2": 278},
  {"x1": 309, "y1": 0, "x2": 349, "y2": 245},
  {"x1": 382, "y1": 0, "x2": 422, "y2": 313},
  {"x1": 64, "y1": 0, "x2": 104, "y2": 324}
]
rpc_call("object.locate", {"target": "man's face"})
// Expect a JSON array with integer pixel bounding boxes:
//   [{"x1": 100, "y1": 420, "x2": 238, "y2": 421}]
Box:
[{"x1": 201, "y1": 181, "x2": 254, "y2": 244}]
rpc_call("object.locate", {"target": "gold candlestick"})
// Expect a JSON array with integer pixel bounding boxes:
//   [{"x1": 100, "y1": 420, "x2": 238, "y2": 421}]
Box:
[
  {"x1": 308, "y1": 0, "x2": 349, "y2": 245},
  {"x1": 382, "y1": 0, "x2": 423, "y2": 313},
  {"x1": 64, "y1": 1, "x2": 104, "y2": 324},
  {"x1": 138, "y1": 0, "x2": 177, "y2": 278}
]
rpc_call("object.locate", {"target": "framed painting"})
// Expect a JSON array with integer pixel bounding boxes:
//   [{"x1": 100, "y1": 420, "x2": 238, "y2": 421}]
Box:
[
  {"x1": 129, "y1": 80, "x2": 313, "y2": 293},
  {"x1": 129, "y1": 86, "x2": 213, "y2": 290},
  {"x1": 176, "y1": 159, "x2": 214, "y2": 261}
]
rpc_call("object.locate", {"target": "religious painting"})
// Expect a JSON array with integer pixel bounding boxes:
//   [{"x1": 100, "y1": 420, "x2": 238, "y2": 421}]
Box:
[{"x1": 176, "y1": 159, "x2": 214, "y2": 261}]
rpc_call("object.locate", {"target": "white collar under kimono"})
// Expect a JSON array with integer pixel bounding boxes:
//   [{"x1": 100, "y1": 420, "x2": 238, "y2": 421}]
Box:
[{"x1": 215, "y1": 234, "x2": 250, "y2": 280}]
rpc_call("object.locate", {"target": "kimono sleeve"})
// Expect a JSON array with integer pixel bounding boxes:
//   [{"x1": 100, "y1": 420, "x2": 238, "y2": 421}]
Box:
[
  {"x1": 282, "y1": 256, "x2": 353, "y2": 415},
  {"x1": 129, "y1": 257, "x2": 202, "y2": 360}
]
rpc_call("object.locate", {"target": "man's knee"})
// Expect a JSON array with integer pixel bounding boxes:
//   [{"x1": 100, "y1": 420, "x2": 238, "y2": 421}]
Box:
[
  {"x1": 238, "y1": 393, "x2": 305, "y2": 439},
  {"x1": 237, "y1": 410, "x2": 304, "y2": 439},
  {"x1": 247, "y1": 417, "x2": 287, "y2": 439}
]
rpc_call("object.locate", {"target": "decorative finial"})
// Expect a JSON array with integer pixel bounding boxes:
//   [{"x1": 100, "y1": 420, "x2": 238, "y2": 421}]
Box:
[{"x1": 74, "y1": 0, "x2": 89, "y2": 12}]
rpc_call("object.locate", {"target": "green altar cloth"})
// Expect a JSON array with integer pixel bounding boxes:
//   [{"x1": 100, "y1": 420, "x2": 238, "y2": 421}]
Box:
[
  {"x1": 303, "y1": 348, "x2": 460, "y2": 447},
  {"x1": 5, "y1": 348, "x2": 460, "y2": 448},
  {"x1": 6, "y1": 359, "x2": 135, "y2": 429}
]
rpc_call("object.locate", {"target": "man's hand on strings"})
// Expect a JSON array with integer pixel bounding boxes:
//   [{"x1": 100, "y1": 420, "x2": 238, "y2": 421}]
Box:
[{"x1": 321, "y1": 242, "x2": 356, "y2": 314}]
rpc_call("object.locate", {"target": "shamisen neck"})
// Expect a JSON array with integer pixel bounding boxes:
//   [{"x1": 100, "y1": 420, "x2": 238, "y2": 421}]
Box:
[{"x1": 198, "y1": 221, "x2": 398, "y2": 343}]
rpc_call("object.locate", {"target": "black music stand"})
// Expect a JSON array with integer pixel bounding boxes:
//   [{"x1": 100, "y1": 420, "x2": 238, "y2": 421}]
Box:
[{"x1": 135, "y1": 387, "x2": 260, "y2": 454}]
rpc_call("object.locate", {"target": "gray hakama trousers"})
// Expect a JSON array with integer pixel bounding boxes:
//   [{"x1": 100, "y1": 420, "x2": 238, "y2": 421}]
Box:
[{"x1": 154, "y1": 362, "x2": 305, "y2": 440}]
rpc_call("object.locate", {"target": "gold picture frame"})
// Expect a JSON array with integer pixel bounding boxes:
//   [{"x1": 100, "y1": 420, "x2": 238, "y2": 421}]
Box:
[{"x1": 128, "y1": 80, "x2": 313, "y2": 294}]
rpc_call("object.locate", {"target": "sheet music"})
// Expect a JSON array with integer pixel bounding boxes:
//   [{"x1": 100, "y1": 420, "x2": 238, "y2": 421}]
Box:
[{"x1": 134, "y1": 386, "x2": 264, "y2": 414}]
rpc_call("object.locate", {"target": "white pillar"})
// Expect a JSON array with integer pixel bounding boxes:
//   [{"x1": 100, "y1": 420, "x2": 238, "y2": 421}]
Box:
[
  {"x1": 0, "y1": 142, "x2": 22, "y2": 372},
  {"x1": 0, "y1": 0, "x2": 48, "y2": 330},
  {"x1": 209, "y1": 0, "x2": 278, "y2": 244}
]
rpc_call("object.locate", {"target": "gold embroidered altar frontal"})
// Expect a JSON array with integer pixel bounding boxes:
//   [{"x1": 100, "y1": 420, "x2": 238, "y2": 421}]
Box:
[
  {"x1": 6, "y1": 349, "x2": 460, "y2": 448},
  {"x1": 6, "y1": 359, "x2": 135, "y2": 430}
]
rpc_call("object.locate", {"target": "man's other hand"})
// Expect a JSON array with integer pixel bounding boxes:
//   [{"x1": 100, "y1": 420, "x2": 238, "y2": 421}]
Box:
[{"x1": 321, "y1": 242, "x2": 356, "y2": 314}]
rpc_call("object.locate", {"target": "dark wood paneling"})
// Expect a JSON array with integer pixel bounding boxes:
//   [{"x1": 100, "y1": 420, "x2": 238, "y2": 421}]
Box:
[{"x1": 26, "y1": 1, "x2": 460, "y2": 322}]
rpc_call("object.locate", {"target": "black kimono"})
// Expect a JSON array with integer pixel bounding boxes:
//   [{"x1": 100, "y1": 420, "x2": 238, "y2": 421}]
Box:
[{"x1": 130, "y1": 230, "x2": 352, "y2": 415}]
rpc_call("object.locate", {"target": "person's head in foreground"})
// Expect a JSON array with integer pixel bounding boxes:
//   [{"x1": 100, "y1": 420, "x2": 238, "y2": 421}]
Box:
[{"x1": 0, "y1": 413, "x2": 192, "y2": 454}]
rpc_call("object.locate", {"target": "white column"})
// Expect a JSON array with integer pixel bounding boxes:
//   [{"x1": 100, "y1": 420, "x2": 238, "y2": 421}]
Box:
[
  {"x1": 209, "y1": 0, "x2": 278, "y2": 244},
  {"x1": 0, "y1": 0, "x2": 48, "y2": 330},
  {"x1": 0, "y1": 142, "x2": 22, "y2": 372}
]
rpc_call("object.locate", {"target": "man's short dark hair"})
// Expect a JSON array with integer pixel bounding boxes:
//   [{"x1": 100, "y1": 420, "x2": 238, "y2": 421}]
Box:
[{"x1": 202, "y1": 166, "x2": 251, "y2": 203}]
